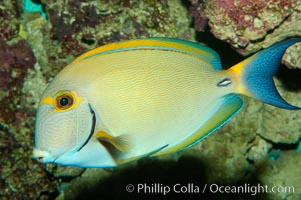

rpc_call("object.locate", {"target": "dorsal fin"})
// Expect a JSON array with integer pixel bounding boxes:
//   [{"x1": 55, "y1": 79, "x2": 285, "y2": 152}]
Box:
[{"x1": 73, "y1": 38, "x2": 222, "y2": 70}]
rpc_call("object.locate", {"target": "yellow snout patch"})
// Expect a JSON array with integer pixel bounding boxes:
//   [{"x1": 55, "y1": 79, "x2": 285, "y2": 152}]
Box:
[{"x1": 41, "y1": 91, "x2": 83, "y2": 112}]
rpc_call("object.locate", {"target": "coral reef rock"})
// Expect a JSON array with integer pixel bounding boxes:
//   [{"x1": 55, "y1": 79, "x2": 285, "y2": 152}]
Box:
[
  {"x1": 1, "y1": 0, "x2": 300, "y2": 199},
  {"x1": 189, "y1": 0, "x2": 301, "y2": 60}
]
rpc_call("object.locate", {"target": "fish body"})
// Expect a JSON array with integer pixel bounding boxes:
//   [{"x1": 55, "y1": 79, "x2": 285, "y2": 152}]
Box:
[{"x1": 33, "y1": 38, "x2": 300, "y2": 167}]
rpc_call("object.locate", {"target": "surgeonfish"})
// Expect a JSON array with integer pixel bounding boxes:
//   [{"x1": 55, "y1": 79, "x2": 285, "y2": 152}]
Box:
[{"x1": 33, "y1": 38, "x2": 300, "y2": 168}]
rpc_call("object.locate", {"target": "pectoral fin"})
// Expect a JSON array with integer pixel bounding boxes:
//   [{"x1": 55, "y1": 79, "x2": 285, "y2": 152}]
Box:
[{"x1": 95, "y1": 131, "x2": 131, "y2": 152}]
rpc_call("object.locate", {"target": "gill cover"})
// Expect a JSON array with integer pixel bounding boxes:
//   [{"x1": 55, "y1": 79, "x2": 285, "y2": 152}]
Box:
[{"x1": 34, "y1": 91, "x2": 92, "y2": 157}]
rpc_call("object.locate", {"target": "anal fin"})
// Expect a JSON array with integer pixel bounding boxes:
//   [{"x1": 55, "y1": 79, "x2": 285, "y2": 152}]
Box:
[
  {"x1": 116, "y1": 144, "x2": 169, "y2": 165},
  {"x1": 154, "y1": 94, "x2": 244, "y2": 156}
]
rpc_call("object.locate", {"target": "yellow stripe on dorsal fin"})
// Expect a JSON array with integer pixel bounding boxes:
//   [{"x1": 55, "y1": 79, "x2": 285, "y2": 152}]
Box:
[
  {"x1": 72, "y1": 38, "x2": 222, "y2": 69},
  {"x1": 94, "y1": 131, "x2": 130, "y2": 152}
]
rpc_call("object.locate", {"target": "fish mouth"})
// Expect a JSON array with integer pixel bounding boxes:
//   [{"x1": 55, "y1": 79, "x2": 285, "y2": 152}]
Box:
[
  {"x1": 32, "y1": 148, "x2": 55, "y2": 163},
  {"x1": 76, "y1": 103, "x2": 96, "y2": 152}
]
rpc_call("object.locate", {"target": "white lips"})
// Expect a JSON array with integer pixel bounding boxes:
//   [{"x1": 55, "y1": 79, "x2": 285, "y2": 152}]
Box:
[{"x1": 32, "y1": 148, "x2": 55, "y2": 163}]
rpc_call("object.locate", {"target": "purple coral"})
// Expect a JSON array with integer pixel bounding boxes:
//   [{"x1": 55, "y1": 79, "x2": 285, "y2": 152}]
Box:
[
  {"x1": 189, "y1": 0, "x2": 208, "y2": 31},
  {"x1": 0, "y1": 7, "x2": 19, "y2": 41},
  {"x1": 0, "y1": 40, "x2": 35, "y2": 124}
]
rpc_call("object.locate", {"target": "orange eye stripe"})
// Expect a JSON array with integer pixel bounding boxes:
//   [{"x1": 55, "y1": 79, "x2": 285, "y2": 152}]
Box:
[{"x1": 40, "y1": 95, "x2": 53, "y2": 104}]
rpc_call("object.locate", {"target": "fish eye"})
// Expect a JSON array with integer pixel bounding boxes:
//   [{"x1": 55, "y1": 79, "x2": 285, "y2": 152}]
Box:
[{"x1": 55, "y1": 93, "x2": 74, "y2": 110}]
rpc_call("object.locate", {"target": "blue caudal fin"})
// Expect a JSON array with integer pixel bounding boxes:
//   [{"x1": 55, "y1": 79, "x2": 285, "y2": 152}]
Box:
[{"x1": 229, "y1": 38, "x2": 301, "y2": 110}]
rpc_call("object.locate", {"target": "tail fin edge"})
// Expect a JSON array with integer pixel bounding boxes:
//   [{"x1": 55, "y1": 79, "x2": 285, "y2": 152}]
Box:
[{"x1": 231, "y1": 38, "x2": 301, "y2": 110}]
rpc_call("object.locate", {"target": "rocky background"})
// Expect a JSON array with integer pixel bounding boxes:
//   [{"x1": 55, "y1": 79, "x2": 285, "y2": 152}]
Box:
[{"x1": 0, "y1": 0, "x2": 301, "y2": 199}]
